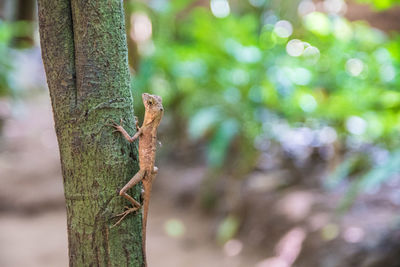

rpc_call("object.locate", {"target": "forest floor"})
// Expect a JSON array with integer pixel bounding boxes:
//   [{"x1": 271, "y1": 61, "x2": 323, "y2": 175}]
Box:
[{"x1": 0, "y1": 94, "x2": 399, "y2": 267}]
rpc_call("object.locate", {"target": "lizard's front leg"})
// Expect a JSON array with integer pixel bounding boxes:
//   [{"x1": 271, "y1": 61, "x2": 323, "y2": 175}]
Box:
[
  {"x1": 112, "y1": 169, "x2": 145, "y2": 227},
  {"x1": 110, "y1": 119, "x2": 142, "y2": 143}
]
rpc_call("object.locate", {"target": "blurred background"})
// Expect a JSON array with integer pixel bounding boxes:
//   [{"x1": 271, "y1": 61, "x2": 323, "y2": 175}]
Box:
[{"x1": 1, "y1": 0, "x2": 400, "y2": 266}]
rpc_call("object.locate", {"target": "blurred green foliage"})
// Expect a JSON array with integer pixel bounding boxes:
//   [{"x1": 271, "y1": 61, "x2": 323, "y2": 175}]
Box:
[
  {"x1": 127, "y1": 0, "x2": 400, "y2": 204},
  {"x1": 216, "y1": 215, "x2": 240, "y2": 244},
  {"x1": 0, "y1": 19, "x2": 31, "y2": 97},
  {"x1": 356, "y1": 0, "x2": 400, "y2": 10}
]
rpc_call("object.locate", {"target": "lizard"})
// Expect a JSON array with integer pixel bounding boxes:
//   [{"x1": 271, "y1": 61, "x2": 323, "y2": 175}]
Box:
[{"x1": 110, "y1": 93, "x2": 163, "y2": 266}]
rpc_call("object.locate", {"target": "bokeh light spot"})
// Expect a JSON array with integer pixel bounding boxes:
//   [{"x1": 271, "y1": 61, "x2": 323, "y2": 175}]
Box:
[
  {"x1": 342, "y1": 227, "x2": 364, "y2": 243},
  {"x1": 333, "y1": 18, "x2": 353, "y2": 41},
  {"x1": 276, "y1": 192, "x2": 314, "y2": 221},
  {"x1": 323, "y1": 0, "x2": 347, "y2": 15},
  {"x1": 321, "y1": 223, "x2": 339, "y2": 241},
  {"x1": 249, "y1": 0, "x2": 266, "y2": 7},
  {"x1": 298, "y1": 0, "x2": 316, "y2": 16},
  {"x1": 288, "y1": 67, "x2": 312, "y2": 86},
  {"x1": 303, "y1": 46, "x2": 320, "y2": 65},
  {"x1": 303, "y1": 12, "x2": 331, "y2": 36},
  {"x1": 274, "y1": 20, "x2": 293, "y2": 38},
  {"x1": 299, "y1": 94, "x2": 317, "y2": 112},
  {"x1": 286, "y1": 39, "x2": 304, "y2": 57},
  {"x1": 346, "y1": 116, "x2": 367, "y2": 135},
  {"x1": 223, "y1": 239, "x2": 243, "y2": 257},
  {"x1": 346, "y1": 58, "x2": 364, "y2": 77},
  {"x1": 380, "y1": 64, "x2": 395, "y2": 82},
  {"x1": 319, "y1": 127, "x2": 337, "y2": 144},
  {"x1": 164, "y1": 219, "x2": 186, "y2": 238},
  {"x1": 210, "y1": 0, "x2": 231, "y2": 18},
  {"x1": 130, "y1": 13, "x2": 152, "y2": 43}
]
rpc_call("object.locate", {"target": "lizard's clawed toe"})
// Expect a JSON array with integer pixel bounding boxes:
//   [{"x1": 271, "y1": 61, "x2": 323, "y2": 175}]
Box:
[
  {"x1": 107, "y1": 120, "x2": 119, "y2": 129},
  {"x1": 108, "y1": 119, "x2": 124, "y2": 129},
  {"x1": 111, "y1": 206, "x2": 140, "y2": 227}
]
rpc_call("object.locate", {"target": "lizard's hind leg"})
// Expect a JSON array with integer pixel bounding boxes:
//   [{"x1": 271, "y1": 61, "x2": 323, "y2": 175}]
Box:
[
  {"x1": 120, "y1": 169, "x2": 145, "y2": 204},
  {"x1": 112, "y1": 169, "x2": 145, "y2": 227}
]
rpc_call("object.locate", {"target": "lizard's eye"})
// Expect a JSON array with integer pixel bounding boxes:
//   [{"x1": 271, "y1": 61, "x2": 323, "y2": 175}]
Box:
[{"x1": 148, "y1": 100, "x2": 153, "y2": 105}]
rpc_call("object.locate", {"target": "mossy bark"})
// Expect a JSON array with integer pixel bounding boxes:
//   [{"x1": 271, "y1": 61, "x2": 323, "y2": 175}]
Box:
[{"x1": 37, "y1": 0, "x2": 144, "y2": 266}]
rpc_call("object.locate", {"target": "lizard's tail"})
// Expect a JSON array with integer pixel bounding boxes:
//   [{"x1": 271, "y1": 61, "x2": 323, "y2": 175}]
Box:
[
  {"x1": 142, "y1": 182, "x2": 152, "y2": 267},
  {"x1": 142, "y1": 216, "x2": 147, "y2": 267}
]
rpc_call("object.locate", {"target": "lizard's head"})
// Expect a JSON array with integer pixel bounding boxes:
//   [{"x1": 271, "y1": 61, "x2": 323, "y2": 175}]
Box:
[{"x1": 142, "y1": 93, "x2": 164, "y2": 118}]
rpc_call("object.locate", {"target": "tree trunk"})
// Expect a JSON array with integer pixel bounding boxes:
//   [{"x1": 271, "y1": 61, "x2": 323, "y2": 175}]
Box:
[
  {"x1": 13, "y1": 0, "x2": 36, "y2": 47},
  {"x1": 37, "y1": 0, "x2": 144, "y2": 266}
]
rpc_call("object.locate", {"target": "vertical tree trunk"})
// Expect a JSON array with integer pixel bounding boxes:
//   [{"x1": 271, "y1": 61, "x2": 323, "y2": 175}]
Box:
[
  {"x1": 14, "y1": 0, "x2": 36, "y2": 47},
  {"x1": 0, "y1": 0, "x2": 16, "y2": 20},
  {"x1": 37, "y1": 0, "x2": 144, "y2": 266}
]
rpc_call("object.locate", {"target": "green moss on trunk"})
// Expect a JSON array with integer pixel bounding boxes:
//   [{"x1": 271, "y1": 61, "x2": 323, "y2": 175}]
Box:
[{"x1": 37, "y1": 0, "x2": 144, "y2": 266}]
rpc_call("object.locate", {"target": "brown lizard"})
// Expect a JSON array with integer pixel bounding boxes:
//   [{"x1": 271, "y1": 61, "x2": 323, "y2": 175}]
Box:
[{"x1": 110, "y1": 93, "x2": 163, "y2": 266}]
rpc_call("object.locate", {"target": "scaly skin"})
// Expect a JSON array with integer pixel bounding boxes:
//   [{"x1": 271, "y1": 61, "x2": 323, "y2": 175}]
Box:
[{"x1": 110, "y1": 93, "x2": 163, "y2": 267}]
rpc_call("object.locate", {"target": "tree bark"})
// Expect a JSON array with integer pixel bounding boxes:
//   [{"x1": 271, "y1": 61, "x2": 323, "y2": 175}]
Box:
[{"x1": 37, "y1": 0, "x2": 144, "y2": 266}]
